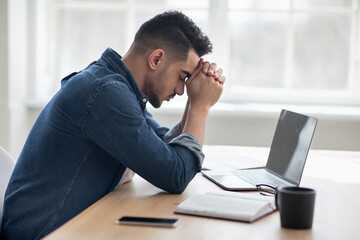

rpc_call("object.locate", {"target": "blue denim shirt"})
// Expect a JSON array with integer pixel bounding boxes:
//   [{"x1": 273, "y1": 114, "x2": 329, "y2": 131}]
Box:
[{"x1": 0, "y1": 48, "x2": 204, "y2": 240}]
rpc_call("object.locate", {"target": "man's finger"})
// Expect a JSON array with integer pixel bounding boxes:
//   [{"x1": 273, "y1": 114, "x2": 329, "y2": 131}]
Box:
[
  {"x1": 213, "y1": 68, "x2": 223, "y2": 80},
  {"x1": 202, "y1": 61, "x2": 211, "y2": 75},
  {"x1": 207, "y1": 62, "x2": 217, "y2": 75},
  {"x1": 217, "y1": 76, "x2": 226, "y2": 85}
]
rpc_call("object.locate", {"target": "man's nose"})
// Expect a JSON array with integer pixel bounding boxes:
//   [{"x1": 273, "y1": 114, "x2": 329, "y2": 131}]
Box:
[{"x1": 176, "y1": 81, "x2": 185, "y2": 96}]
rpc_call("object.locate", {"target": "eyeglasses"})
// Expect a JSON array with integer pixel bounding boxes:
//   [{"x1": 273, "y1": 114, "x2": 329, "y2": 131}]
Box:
[{"x1": 256, "y1": 184, "x2": 277, "y2": 196}]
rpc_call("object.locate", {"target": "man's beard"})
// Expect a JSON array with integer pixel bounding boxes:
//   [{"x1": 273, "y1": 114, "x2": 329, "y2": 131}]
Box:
[
  {"x1": 148, "y1": 92, "x2": 162, "y2": 108},
  {"x1": 142, "y1": 80, "x2": 162, "y2": 108},
  {"x1": 145, "y1": 66, "x2": 169, "y2": 109}
]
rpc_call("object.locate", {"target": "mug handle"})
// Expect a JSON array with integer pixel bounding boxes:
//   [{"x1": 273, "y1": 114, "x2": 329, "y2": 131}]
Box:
[{"x1": 275, "y1": 192, "x2": 279, "y2": 210}]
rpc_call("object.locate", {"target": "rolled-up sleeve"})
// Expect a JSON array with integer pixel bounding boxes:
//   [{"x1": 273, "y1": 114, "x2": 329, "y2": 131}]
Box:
[
  {"x1": 145, "y1": 115, "x2": 204, "y2": 170},
  {"x1": 163, "y1": 122, "x2": 181, "y2": 143},
  {"x1": 145, "y1": 115, "x2": 204, "y2": 172},
  {"x1": 168, "y1": 133, "x2": 204, "y2": 171}
]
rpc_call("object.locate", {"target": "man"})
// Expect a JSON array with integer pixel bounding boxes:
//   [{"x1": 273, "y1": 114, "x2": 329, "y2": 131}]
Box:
[{"x1": 1, "y1": 11, "x2": 225, "y2": 239}]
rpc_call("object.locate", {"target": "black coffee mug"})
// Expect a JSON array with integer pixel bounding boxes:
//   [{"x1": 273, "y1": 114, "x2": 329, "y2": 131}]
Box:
[{"x1": 275, "y1": 187, "x2": 316, "y2": 229}]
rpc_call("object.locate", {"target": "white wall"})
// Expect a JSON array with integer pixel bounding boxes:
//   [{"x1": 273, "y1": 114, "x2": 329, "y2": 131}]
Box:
[
  {"x1": 0, "y1": 0, "x2": 32, "y2": 158},
  {"x1": 148, "y1": 104, "x2": 360, "y2": 152},
  {"x1": 3, "y1": 93, "x2": 360, "y2": 160},
  {"x1": 0, "y1": 0, "x2": 10, "y2": 151},
  {"x1": 18, "y1": 104, "x2": 360, "y2": 163}
]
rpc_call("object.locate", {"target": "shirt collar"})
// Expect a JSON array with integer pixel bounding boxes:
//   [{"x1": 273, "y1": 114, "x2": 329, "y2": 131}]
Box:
[{"x1": 100, "y1": 48, "x2": 148, "y2": 107}]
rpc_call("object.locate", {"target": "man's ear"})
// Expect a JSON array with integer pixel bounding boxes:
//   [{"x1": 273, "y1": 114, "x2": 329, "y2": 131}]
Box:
[{"x1": 148, "y1": 49, "x2": 165, "y2": 71}]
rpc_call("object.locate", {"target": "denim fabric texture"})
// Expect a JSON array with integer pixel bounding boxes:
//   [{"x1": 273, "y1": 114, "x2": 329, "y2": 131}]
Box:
[{"x1": 0, "y1": 48, "x2": 204, "y2": 240}]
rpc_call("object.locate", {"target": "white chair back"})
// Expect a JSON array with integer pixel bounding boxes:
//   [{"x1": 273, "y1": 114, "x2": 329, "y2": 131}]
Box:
[{"x1": 0, "y1": 146, "x2": 15, "y2": 227}]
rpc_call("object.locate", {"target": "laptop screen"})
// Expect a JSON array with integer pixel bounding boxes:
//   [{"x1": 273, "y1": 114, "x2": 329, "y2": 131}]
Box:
[{"x1": 266, "y1": 110, "x2": 317, "y2": 185}]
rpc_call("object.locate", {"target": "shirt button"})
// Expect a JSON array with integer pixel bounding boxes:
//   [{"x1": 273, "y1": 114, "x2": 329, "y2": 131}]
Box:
[{"x1": 142, "y1": 98, "x2": 147, "y2": 103}]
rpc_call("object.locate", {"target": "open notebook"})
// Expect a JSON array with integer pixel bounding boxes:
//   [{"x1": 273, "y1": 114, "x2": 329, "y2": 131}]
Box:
[{"x1": 175, "y1": 191, "x2": 276, "y2": 223}]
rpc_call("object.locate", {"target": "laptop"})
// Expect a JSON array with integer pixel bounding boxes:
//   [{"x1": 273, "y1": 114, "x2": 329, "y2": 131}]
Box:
[{"x1": 202, "y1": 109, "x2": 318, "y2": 191}]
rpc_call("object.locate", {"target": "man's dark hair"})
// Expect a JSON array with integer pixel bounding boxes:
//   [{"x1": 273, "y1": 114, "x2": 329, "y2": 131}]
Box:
[{"x1": 133, "y1": 10, "x2": 213, "y2": 62}]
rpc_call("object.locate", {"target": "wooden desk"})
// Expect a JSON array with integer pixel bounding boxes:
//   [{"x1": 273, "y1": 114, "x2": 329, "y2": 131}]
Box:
[{"x1": 44, "y1": 146, "x2": 360, "y2": 240}]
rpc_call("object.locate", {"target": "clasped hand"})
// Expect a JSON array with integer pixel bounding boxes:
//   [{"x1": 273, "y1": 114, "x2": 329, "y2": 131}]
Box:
[{"x1": 186, "y1": 58, "x2": 225, "y2": 110}]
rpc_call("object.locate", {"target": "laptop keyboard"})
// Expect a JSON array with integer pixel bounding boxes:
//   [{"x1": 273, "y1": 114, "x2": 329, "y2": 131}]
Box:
[{"x1": 234, "y1": 169, "x2": 291, "y2": 188}]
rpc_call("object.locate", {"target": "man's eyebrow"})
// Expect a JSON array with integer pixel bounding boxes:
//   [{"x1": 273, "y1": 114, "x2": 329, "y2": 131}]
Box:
[{"x1": 181, "y1": 70, "x2": 191, "y2": 78}]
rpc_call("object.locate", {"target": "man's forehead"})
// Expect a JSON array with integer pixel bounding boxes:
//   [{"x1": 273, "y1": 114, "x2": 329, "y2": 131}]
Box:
[{"x1": 182, "y1": 50, "x2": 200, "y2": 76}]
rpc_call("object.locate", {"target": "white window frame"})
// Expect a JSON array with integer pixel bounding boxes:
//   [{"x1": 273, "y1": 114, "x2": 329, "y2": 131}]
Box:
[
  {"x1": 221, "y1": 0, "x2": 360, "y2": 106},
  {"x1": 28, "y1": 0, "x2": 360, "y2": 107}
]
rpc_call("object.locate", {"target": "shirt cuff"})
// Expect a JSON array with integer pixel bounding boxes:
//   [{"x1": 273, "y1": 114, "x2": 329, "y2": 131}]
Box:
[
  {"x1": 163, "y1": 122, "x2": 182, "y2": 144},
  {"x1": 168, "y1": 133, "x2": 205, "y2": 171}
]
